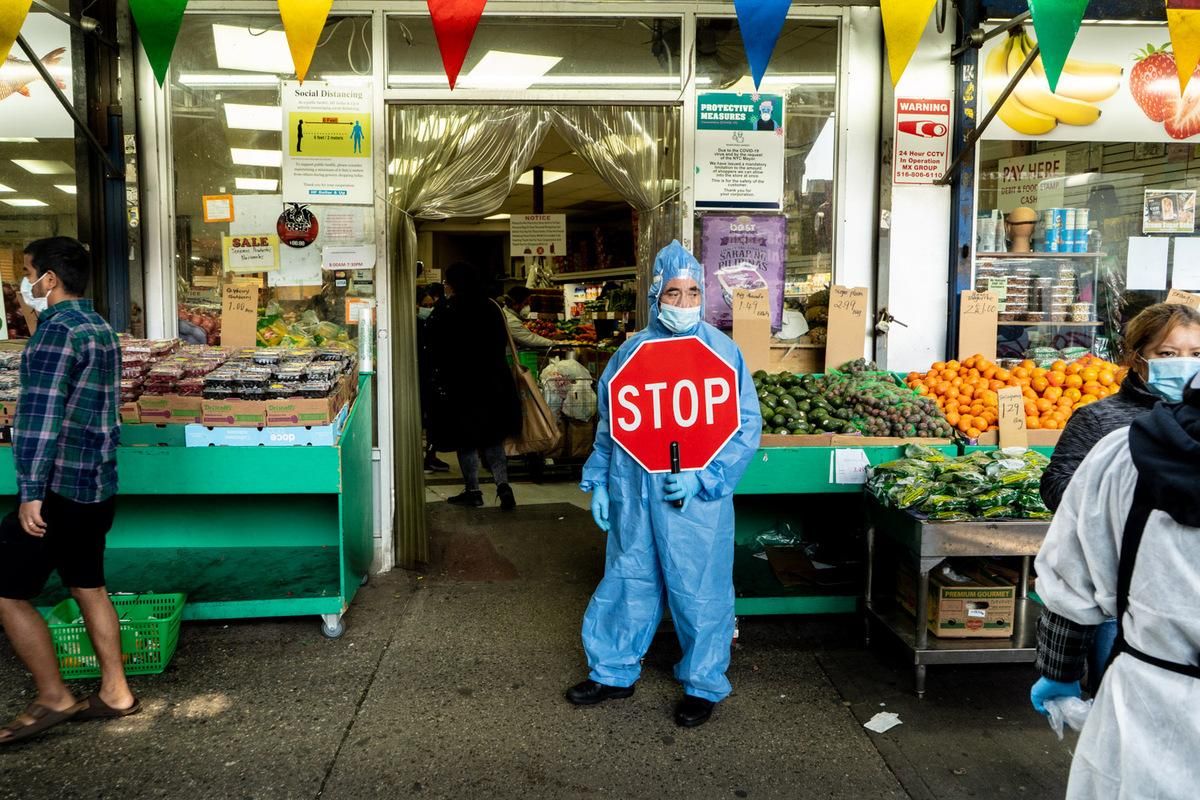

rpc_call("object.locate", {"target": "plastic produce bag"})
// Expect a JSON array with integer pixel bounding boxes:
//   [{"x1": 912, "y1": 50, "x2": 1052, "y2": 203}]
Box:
[
  {"x1": 920, "y1": 495, "x2": 970, "y2": 514},
  {"x1": 752, "y1": 522, "x2": 804, "y2": 553},
  {"x1": 904, "y1": 443, "x2": 948, "y2": 463},
  {"x1": 540, "y1": 357, "x2": 596, "y2": 420},
  {"x1": 1045, "y1": 697, "x2": 1093, "y2": 741}
]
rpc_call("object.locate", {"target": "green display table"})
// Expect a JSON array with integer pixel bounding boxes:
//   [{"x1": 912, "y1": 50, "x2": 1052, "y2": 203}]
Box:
[{"x1": 23, "y1": 375, "x2": 374, "y2": 638}]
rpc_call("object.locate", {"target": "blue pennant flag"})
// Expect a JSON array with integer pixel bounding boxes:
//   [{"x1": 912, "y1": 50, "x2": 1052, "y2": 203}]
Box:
[{"x1": 735, "y1": 0, "x2": 793, "y2": 89}]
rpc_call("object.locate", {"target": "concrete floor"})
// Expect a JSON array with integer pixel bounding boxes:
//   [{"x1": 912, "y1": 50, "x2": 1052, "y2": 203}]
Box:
[{"x1": 0, "y1": 484, "x2": 1075, "y2": 800}]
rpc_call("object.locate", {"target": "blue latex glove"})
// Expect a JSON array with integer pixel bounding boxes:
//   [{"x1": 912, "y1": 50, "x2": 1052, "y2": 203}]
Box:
[
  {"x1": 663, "y1": 472, "x2": 702, "y2": 512},
  {"x1": 590, "y1": 485, "x2": 611, "y2": 533},
  {"x1": 1030, "y1": 677, "x2": 1081, "y2": 716}
]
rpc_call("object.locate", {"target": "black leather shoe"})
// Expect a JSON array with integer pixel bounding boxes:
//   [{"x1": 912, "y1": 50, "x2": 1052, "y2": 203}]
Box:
[
  {"x1": 447, "y1": 490, "x2": 484, "y2": 507},
  {"x1": 565, "y1": 680, "x2": 635, "y2": 706},
  {"x1": 674, "y1": 695, "x2": 715, "y2": 727},
  {"x1": 497, "y1": 483, "x2": 516, "y2": 512},
  {"x1": 424, "y1": 456, "x2": 450, "y2": 473}
]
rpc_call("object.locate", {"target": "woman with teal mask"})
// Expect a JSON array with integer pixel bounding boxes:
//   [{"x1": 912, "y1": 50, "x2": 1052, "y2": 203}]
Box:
[{"x1": 1035, "y1": 302, "x2": 1200, "y2": 710}]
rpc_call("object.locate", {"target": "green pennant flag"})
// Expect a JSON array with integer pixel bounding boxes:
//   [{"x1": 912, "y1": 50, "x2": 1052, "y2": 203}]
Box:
[
  {"x1": 129, "y1": 0, "x2": 189, "y2": 86},
  {"x1": 1028, "y1": 0, "x2": 1090, "y2": 93}
]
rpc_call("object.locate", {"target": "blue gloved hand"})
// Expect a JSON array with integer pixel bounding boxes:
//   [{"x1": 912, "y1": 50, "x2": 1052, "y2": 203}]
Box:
[
  {"x1": 663, "y1": 472, "x2": 702, "y2": 512},
  {"x1": 1030, "y1": 676, "x2": 1081, "y2": 716},
  {"x1": 590, "y1": 485, "x2": 611, "y2": 533}
]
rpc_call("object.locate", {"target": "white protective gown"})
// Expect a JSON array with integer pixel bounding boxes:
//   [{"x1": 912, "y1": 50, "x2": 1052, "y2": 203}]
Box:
[{"x1": 1035, "y1": 428, "x2": 1200, "y2": 799}]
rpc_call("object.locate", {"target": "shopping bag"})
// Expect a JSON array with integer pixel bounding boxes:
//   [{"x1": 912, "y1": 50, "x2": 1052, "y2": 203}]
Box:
[{"x1": 499, "y1": 304, "x2": 562, "y2": 456}]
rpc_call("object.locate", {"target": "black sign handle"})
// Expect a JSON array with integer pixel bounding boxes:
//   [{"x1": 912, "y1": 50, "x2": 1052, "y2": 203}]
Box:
[{"x1": 670, "y1": 441, "x2": 684, "y2": 509}]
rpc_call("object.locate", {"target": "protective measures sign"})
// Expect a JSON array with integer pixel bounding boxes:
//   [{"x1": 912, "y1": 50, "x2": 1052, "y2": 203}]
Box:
[
  {"x1": 282, "y1": 81, "x2": 373, "y2": 205},
  {"x1": 695, "y1": 91, "x2": 785, "y2": 210}
]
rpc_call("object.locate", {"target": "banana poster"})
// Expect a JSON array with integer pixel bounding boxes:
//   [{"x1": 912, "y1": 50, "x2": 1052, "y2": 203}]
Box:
[
  {"x1": 281, "y1": 81, "x2": 373, "y2": 206},
  {"x1": 981, "y1": 23, "x2": 1200, "y2": 143}
]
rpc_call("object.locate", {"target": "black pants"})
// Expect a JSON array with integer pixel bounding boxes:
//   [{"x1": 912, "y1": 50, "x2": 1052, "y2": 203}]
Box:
[{"x1": 0, "y1": 492, "x2": 117, "y2": 600}]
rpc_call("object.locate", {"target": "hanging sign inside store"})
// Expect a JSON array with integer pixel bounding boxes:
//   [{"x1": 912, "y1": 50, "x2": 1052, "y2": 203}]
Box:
[
  {"x1": 893, "y1": 98, "x2": 952, "y2": 186},
  {"x1": 281, "y1": 81, "x2": 374, "y2": 206},
  {"x1": 0, "y1": 11, "x2": 72, "y2": 138},
  {"x1": 695, "y1": 91, "x2": 785, "y2": 211},
  {"x1": 222, "y1": 234, "x2": 281, "y2": 273},
  {"x1": 824, "y1": 285, "x2": 869, "y2": 370},
  {"x1": 510, "y1": 214, "x2": 567, "y2": 257},
  {"x1": 997, "y1": 150, "x2": 1066, "y2": 213},
  {"x1": 606, "y1": 336, "x2": 740, "y2": 473},
  {"x1": 700, "y1": 214, "x2": 786, "y2": 330},
  {"x1": 958, "y1": 290, "x2": 999, "y2": 362},
  {"x1": 322, "y1": 245, "x2": 376, "y2": 271},
  {"x1": 732, "y1": 287, "x2": 771, "y2": 375}
]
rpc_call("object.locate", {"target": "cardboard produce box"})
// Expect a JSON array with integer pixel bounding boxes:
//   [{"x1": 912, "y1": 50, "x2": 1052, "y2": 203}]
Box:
[
  {"x1": 896, "y1": 562, "x2": 1016, "y2": 639},
  {"x1": 119, "y1": 402, "x2": 140, "y2": 425},
  {"x1": 201, "y1": 398, "x2": 267, "y2": 428},
  {"x1": 138, "y1": 395, "x2": 203, "y2": 425}
]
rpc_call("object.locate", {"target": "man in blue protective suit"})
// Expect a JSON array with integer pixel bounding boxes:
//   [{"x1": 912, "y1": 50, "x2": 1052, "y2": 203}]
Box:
[{"x1": 565, "y1": 240, "x2": 762, "y2": 728}]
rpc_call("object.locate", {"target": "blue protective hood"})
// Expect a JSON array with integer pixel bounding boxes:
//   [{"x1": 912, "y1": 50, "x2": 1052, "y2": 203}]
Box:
[{"x1": 648, "y1": 240, "x2": 705, "y2": 323}]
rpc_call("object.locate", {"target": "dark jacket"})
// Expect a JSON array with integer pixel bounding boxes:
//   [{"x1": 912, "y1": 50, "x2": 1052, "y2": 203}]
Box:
[
  {"x1": 1040, "y1": 372, "x2": 1158, "y2": 511},
  {"x1": 427, "y1": 296, "x2": 522, "y2": 451}
]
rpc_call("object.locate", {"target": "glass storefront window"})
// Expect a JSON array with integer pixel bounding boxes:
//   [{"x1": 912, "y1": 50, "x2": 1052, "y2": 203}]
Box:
[
  {"x1": 168, "y1": 14, "x2": 375, "y2": 347},
  {"x1": 387, "y1": 15, "x2": 682, "y2": 91}
]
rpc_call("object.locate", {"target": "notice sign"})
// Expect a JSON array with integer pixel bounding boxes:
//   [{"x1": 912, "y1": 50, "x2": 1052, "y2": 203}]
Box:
[
  {"x1": 893, "y1": 98, "x2": 951, "y2": 185},
  {"x1": 282, "y1": 81, "x2": 373, "y2": 206},
  {"x1": 222, "y1": 234, "x2": 280, "y2": 273},
  {"x1": 695, "y1": 91, "x2": 785, "y2": 210},
  {"x1": 997, "y1": 150, "x2": 1066, "y2": 213},
  {"x1": 1167, "y1": 288, "x2": 1200, "y2": 309},
  {"x1": 510, "y1": 214, "x2": 567, "y2": 257}
]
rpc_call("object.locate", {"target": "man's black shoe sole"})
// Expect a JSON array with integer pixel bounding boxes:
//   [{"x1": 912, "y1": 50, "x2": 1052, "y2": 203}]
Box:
[{"x1": 565, "y1": 687, "x2": 635, "y2": 706}]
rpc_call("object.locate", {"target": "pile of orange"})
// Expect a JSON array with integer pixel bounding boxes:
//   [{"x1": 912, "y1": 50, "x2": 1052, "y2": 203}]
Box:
[{"x1": 905, "y1": 354, "x2": 1126, "y2": 437}]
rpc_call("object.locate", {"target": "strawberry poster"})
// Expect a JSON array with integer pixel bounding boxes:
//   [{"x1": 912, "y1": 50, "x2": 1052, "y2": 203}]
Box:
[{"x1": 981, "y1": 23, "x2": 1200, "y2": 142}]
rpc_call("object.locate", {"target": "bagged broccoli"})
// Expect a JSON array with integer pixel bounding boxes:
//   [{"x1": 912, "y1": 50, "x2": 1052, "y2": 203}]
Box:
[
  {"x1": 920, "y1": 494, "x2": 970, "y2": 514},
  {"x1": 1019, "y1": 491, "x2": 1051, "y2": 514},
  {"x1": 1023, "y1": 509, "x2": 1054, "y2": 520},
  {"x1": 886, "y1": 478, "x2": 936, "y2": 510}
]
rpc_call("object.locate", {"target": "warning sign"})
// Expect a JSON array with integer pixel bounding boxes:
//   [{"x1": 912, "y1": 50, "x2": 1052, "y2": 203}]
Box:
[{"x1": 893, "y1": 97, "x2": 951, "y2": 186}]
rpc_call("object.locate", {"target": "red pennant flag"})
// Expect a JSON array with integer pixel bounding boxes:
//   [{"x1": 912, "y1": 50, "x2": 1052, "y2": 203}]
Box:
[{"x1": 427, "y1": 0, "x2": 487, "y2": 90}]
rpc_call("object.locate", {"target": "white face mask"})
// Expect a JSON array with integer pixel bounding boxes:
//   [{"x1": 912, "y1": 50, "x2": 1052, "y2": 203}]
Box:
[
  {"x1": 21, "y1": 275, "x2": 48, "y2": 314},
  {"x1": 658, "y1": 303, "x2": 702, "y2": 334},
  {"x1": 520, "y1": 306, "x2": 532, "y2": 319}
]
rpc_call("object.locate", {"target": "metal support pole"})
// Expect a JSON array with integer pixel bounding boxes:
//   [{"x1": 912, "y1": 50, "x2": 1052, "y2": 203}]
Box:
[
  {"x1": 950, "y1": 11, "x2": 1031, "y2": 58},
  {"x1": 30, "y1": 0, "x2": 115, "y2": 48}
]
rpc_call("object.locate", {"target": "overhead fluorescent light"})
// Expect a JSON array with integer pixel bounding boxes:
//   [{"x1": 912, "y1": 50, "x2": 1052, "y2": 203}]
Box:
[
  {"x1": 485, "y1": 213, "x2": 511, "y2": 220},
  {"x1": 12, "y1": 159, "x2": 73, "y2": 174},
  {"x1": 386, "y1": 73, "x2": 678, "y2": 88},
  {"x1": 54, "y1": 184, "x2": 77, "y2": 195},
  {"x1": 178, "y1": 73, "x2": 280, "y2": 88},
  {"x1": 230, "y1": 148, "x2": 282, "y2": 167},
  {"x1": 0, "y1": 137, "x2": 37, "y2": 143},
  {"x1": 517, "y1": 170, "x2": 571, "y2": 186},
  {"x1": 224, "y1": 103, "x2": 282, "y2": 131},
  {"x1": 2, "y1": 199, "x2": 48, "y2": 207},
  {"x1": 0, "y1": 183, "x2": 13, "y2": 192},
  {"x1": 212, "y1": 24, "x2": 293, "y2": 74},
  {"x1": 459, "y1": 51, "x2": 563, "y2": 90},
  {"x1": 235, "y1": 177, "x2": 279, "y2": 191}
]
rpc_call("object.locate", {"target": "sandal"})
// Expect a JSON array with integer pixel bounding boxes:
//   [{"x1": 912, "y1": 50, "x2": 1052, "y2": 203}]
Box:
[
  {"x1": 0, "y1": 702, "x2": 83, "y2": 745},
  {"x1": 73, "y1": 694, "x2": 141, "y2": 722}
]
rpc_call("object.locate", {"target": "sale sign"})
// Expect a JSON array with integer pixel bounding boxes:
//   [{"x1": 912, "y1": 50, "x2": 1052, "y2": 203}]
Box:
[
  {"x1": 222, "y1": 234, "x2": 280, "y2": 273},
  {"x1": 608, "y1": 336, "x2": 741, "y2": 473},
  {"x1": 893, "y1": 97, "x2": 951, "y2": 185}
]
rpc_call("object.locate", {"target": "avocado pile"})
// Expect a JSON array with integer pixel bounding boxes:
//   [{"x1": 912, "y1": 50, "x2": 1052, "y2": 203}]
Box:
[{"x1": 754, "y1": 359, "x2": 955, "y2": 439}]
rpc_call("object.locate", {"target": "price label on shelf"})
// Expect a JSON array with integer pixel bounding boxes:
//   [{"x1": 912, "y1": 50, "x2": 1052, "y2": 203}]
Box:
[
  {"x1": 221, "y1": 283, "x2": 258, "y2": 348},
  {"x1": 997, "y1": 385, "x2": 1029, "y2": 450},
  {"x1": 825, "y1": 285, "x2": 869, "y2": 369},
  {"x1": 958, "y1": 290, "x2": 999, "y2": 362},
  {"x1": 1167, "y1": 288, "x2": 1200, "y2": 309},
  {"x1": 733, "y1": 288, "x2": 771, "y2": 374}
]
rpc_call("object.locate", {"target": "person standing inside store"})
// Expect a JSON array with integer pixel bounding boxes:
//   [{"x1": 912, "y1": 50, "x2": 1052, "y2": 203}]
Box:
[
  {"x1": 428, "y1": 262, "x2": 522, "y2": 511},
  {"x1": 0, "y1": 238, "x2": 135, "y2": 745},
  {"x1": 566, "y1": 241, "x2": 762, "y2": 728},
  {"x1": 1031, "y1": 370, "x2": 1200, "y2": 799},
  {"x1": 417, "y1": 286, "x2": 449, "y2": 474},
  {"x1": 501, "y1": 286, "x2": 556, "y2": 350},
  {"x1": 1035, "y1": 303, "x2": 1200, "y2": 693}
]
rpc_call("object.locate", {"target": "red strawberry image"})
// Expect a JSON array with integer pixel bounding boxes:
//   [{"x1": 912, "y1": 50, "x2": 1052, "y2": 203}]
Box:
[
  {"x1": 1166, "y1": 76, "x2": 1200, "y2": 139},
  {"x1": 1130, "y1": 43, "x2": 1178, "y2": 123}
]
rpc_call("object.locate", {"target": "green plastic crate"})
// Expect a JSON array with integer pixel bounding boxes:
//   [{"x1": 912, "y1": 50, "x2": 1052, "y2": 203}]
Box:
[{"x1": 43, "y1": 593, "x2": 186, "y2": 680}]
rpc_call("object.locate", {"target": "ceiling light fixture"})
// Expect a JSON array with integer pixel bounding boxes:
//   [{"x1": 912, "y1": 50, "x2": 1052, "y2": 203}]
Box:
[
  {"x1": 0, "y1": 137, "x2": 38, "y2": 143},
  {"x1": 0, "y1": 183, "x2": 13, "y2": 192},
  {"x1": 212, "y1": 24, "x2": 294, "y2": 74},
  {"x1": 458, "y1": 51, "x2": 563, "y2": 90},
  {"x1": 2, "y1": 198, "x2": 48, "y2": 207},
  {"x1": 230, "y1": 148, "x2": 283, "y2": 167},
  {"x1": 485, "y1": 213, "x2": 511, "y2": 220},
  {"x1": 224, "y1": 103, "x2": 283, "y2": 131},
  {"x1": 178, "y1": 73, "x2": 280, "y2": 88},
  {"x1": 517, "y1": 170, "x2": 571, "y2": 186},
  {"x1": 54, "y1": 184, "x2": 77, "y2": 194},
  {"x1": 12, "y1": 159, "x2": 74, "y2": 174},
  {"x1": 235, "y1": 177, "x2": 279, "y2": 191}
]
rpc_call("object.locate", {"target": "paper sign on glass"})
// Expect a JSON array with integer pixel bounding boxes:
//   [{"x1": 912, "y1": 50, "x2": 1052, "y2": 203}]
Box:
[
  {"x1": 1126, "y1": 237, "x2": 1170, "y2": 291},
  {"x1": 222, "y1": 234, "x2": 280, "y2": 273},
  {"x1": 1167, "y1": 288, "x2": 1200, "y2": 309},
  {"x1": 203, "y1": 194, "x2": 235, "y2": 223},
  {"x1": 322, "y1": 245, "x2": 376, "y2": 271},
  {"x1": 1171, "y1": 237, "x2": 1200, "y2": 290}
]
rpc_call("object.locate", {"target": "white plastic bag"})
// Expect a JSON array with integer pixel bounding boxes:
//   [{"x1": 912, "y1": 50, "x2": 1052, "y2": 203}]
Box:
[
  {"x1": 540, "y1": 357, "x2": 596, "y2": 420},
  {"x1": 1045, "y1": 696, "x2": 1092, "y2": 740}
]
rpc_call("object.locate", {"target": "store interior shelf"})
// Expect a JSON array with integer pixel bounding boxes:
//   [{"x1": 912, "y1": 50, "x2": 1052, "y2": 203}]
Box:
[
  {"x1": 866, "y1": 598, "x2": 1038, "y2": 665},
  {"x1": 581, "y1": 311, "x2": 635, "y2": 320},
  {"x1": 977, "y1": 252, "x2": 1104, "y2": 259},
  {"x1": 734, "y1": 546, "x2": 857, "y2": 616},
  {"x1": 1000, "y1": 321, "x2": 1102, "y2": 328},
  {"x1": 551, "y1": 267, "x2": 637, "y2": 282}
]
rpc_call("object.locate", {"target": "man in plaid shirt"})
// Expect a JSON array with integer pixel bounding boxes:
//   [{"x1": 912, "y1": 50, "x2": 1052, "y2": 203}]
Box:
[{"x1": 0, "y1": 238, "x2": 138, "y2": 746}]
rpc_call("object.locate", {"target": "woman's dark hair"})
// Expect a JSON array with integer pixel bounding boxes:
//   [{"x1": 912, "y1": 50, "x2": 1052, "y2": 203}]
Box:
[
  {"x1": 509, "y1": 285, "x2": 532, "y2": 305},
  {"x1": 23, "y1": 236, "x2": 91, "y2": 296},
  {"x1": 416, "y1": 285, "x2": 430, "y2": 304},
  {"x1": 426, "y1": 282, "x2": 445, "y2": 301},
  {"x1": 444, "y1": 261, "x2": 484, "y2": 299}
]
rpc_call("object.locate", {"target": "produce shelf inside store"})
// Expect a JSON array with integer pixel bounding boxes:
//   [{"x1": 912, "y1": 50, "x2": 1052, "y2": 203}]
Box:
[
  {"x1": 581, "y1": 311, "x2": 635, "y2": 320},
  {"x1": 551, "y1": 266, "x2": 637, "y2": 282},
  {"x1": 1000, "y1": 321, "x2": 1102, "y2": 327}
]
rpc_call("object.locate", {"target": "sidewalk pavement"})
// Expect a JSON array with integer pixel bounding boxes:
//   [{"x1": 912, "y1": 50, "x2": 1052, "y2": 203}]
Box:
[{"x1": 0, "y1": 490, "x2": 1074, "y2": 800}]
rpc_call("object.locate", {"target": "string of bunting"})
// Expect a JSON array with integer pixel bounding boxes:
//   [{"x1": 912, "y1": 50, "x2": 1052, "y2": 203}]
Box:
[
  {"x1": 1167, "y1": 0, "x2": 1200, "y2": 93},
  {"x1": 1028, "y1": 0, "x2": 1090, "y2": 94},
  {"x1": 733, "y1": 0, "x2": 792, "y2": 91},
  {"x1": 0, "y1": 0, "x2": 33, "y2": 65},
  {"x1": 881, "y1": 0, "x2": 937, "y2": 87}
]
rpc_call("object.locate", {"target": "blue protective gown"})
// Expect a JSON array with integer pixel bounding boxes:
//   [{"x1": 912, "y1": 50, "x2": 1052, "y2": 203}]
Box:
[{"x1": 579, "y1": 241, "x2": 763, "y2": 703}]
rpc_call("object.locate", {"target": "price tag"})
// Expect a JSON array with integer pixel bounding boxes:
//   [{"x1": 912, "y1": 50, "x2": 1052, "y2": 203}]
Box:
[
  {"x1": 825, "y1": 285, "x2": 869, "y2": 370},
  {"x1": 997, "y1": 385, "x2": 1029, "y2": 450},
  {"x1": 986, "y1": 276, "x2": 1008, "y2": 302},
  {"x1": 958, "y1": 290, "x2": 999, "y2": 361},
  {"x1": 733, "y1": 288, "x2": 771, "y2": 374},
  {"x1": 221, "y1": 283, "x2": 258, "y2": 348},
  {"x1": 1167, "y1": 288, "x2": 1200, "y2": 309}
]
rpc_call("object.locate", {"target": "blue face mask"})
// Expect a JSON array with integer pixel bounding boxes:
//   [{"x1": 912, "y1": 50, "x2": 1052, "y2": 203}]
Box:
[
  {"x1": 1146, "y1": 357, "x2": 1200, "y2": 402},
  {"x1": 658, "y1": 303, "x2": 702, "y2": 334},
  {"x1": 417, "y1": 306, "x2": 433, "y2": 320}
]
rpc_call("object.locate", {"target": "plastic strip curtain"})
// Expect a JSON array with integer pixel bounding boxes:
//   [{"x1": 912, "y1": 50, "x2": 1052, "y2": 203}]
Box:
[
  {"x1": 387, "y1": 105, "x2": 551, "y2": 567},
  {"x1": 548, "y1": 107, "x2": 681, "y2": 326}
]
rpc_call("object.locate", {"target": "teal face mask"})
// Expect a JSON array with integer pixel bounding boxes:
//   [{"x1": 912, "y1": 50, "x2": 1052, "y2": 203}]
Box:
[
  {"x1": 658, "y1": 303, "x2": 702, "y2": 334},
  {"x1": 1146, "y1": 357, "x2": 1200, "y2": 402},
  {"x1": 417, "y1": 306, "x2": 433, "y2": 320}
]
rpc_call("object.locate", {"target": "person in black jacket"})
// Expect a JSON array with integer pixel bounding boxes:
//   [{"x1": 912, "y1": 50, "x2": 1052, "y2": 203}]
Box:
[
  {"x1": 427, "y1": 262, "x2": 522, "y2": 510},
  {"x1": 1037, "y1": 302, "x2": 1200, "y2": 692}
]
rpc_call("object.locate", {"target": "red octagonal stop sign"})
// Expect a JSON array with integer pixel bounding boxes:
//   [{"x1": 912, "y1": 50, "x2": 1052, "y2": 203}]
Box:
[{"x1": 608, "y1": 336, "x2": 740, "y2": 473}]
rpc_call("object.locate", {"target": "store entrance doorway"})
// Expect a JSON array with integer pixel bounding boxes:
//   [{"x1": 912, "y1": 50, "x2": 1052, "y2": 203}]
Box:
[{"x1": 385, "y1": 104, "x2": 680, "y2": 567}]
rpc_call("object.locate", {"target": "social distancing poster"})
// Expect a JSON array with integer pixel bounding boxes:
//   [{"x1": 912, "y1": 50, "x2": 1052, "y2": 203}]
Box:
[{"x1": 282, "y1": 81, "x2": 373, "y2": 206}]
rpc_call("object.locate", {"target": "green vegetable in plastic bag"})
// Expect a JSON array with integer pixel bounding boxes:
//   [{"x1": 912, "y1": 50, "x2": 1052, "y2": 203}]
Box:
[
  {"x1": 921, "y1": 494, "x2": 970, "y2": 514},
  {"x1": 1019, "y1": 491, "x2": 1050, "y2": 514},
  {"x1": 873, "y1": 459, "x2": 935, "y2": 478},
  {"x1": 936, "y1": 460, "x2": 986, "y2": 477},
  {"x1": 904, "y1": 443, "x2": 948, "y2": 463},
  {"x1": 981, "y1": 505, "x2": 1017, "y2": 519},
  {"x1": 928, "y1": 511, "x2": 974, "y2": 522},
  {"x1": 887, "y1": 478, "x2": 936, "y2": 510},
  {"x1": 1022, "y1": 450, "x2": 1051, "y2": 468},
  {"x1": 972, "y1": 488, "x2": 1019, "y2": 512},
  {"x1": 1022, "y1": 509, "x2": 1054, "y2": 520},
  {"x1": 944, "y1": 470, "x2": 989, "y2": 487}
]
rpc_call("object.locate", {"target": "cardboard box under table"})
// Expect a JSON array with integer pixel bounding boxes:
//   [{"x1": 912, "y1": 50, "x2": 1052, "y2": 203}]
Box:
[{"x1": 896, "y1": 563, "x2": 1016, "y2": 638}]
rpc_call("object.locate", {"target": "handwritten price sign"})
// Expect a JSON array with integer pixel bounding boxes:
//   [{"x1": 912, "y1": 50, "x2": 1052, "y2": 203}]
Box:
[
  {"x1": 221, "y1": 283, "x2": 259, "y2": 348},
  {"x1": 997, "y1": 385, "x2": 1029, "y2": 449},
  {"x1": 733, "y1": 288, "x2": 770, "y2": 319},
  {"x1": 825, "y1": 285, "x2": 869, "y2": 369},
  {"x1": 1167, "y1": 288, "x2": 1200, "y2": 309},
  {"x1": 958, "y1": 289, "x2": 999, "y2": 362}
]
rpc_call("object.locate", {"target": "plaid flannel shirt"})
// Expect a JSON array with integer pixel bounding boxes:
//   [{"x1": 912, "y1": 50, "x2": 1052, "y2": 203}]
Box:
[
  {"x1": 1035, "y1": 607, "x2": 1093, "y2": 682},
  {"x1": 14, "y1": 299, "x2": 121, "y2": 504}
]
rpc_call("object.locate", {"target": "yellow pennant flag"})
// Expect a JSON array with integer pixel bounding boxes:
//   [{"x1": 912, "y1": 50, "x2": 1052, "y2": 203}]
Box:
[
  {"x1": 881, "y1": 0, "x2": 938, "y2": 87},
  {"x1": 1168, "y1": 2, "x2": 1200, "y2": 94},
  {"x1": 278, "y1": 0, "x2": 334, "y2": 83},
  {"x1": 0, "y1": 0, "x2": 34, "y2": 65}
]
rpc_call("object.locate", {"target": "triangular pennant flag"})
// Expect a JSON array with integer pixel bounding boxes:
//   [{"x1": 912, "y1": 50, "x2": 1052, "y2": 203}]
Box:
[
  {"x1": 427, "y1": 0, "x2": 488, "y2": 90},
  {"x1": 1167, "y1": 0, "x2": 1200, "y2": 93},
  {"x1": 1028, "y1": 0, "x2": 1090, "y2": 93},
  {"x1": 733, "y1": 0, "x2": 792, "y2": 90},
  {"x1": 128, "y1": 0, "x2": 188, "y2": 87},
  {"x1": 881, "y1": 0, "x2": 938, "y2": 87},
  {"x1": 0, "y1": 0, "x2": 33, "y2": 66},
  {"x1": 278, "y1": 0, "x2": 334, "y2": 84}
]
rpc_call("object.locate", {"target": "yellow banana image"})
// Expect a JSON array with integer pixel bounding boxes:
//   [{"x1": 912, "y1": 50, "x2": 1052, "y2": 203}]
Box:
[
  {"x1": 1009, "y1": 35, "x2": 1102, "y2": 126},
  {"x1": 986, "y1": 35, "x2": 1057, "y2": 135},
  {"x1": 1023, "y1": 34, "x2": 1120, "y2": 102}
]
